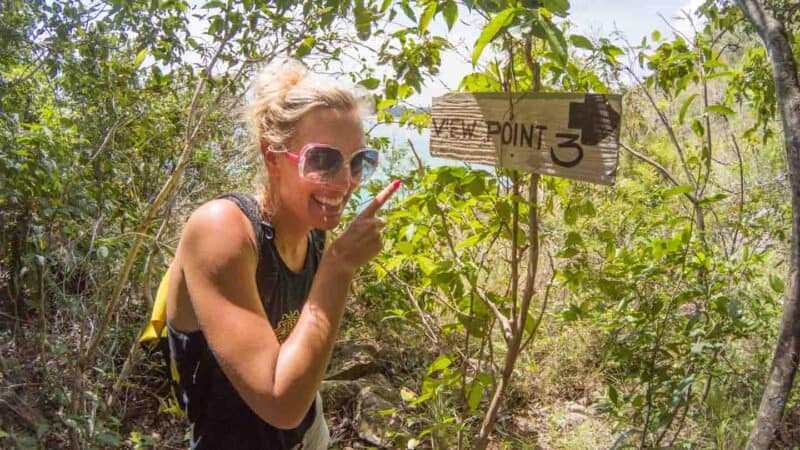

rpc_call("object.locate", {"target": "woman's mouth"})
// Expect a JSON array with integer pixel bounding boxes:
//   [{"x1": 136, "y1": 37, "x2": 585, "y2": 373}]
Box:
[{"x1": 312, "y1": 194, "x2": 344, "y2": 214}]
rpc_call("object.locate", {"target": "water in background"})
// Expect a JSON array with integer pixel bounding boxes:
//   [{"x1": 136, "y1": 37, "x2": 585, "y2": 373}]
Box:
[
  {"x1": 346, "y1": 118, "x2": 493, "y2": 212},
  {"x1": 366, "y1": 117, "x2": 493, "y2": 175}
]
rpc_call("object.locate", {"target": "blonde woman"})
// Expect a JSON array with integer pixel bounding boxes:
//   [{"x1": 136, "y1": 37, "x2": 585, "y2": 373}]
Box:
[{"x1": 165, "y1": 59, "x2": 399, "y2": 449}]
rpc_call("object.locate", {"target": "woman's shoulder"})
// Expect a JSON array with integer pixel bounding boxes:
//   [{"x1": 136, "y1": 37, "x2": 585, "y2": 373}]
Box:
[
  {"x1": 180, "y1": 198, "x2": 259, "y2": 262},
  {"x1": 188, "y1": 198, "x2": 252, "y2": 232}
]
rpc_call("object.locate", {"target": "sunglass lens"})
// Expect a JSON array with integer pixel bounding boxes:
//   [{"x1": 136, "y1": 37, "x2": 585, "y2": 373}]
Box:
[
  {"x1": 350, "y1": 149, "x2": 379, "y2": 182},
  {"x1": 303, "y1": 146, "x2": 342, "y2": 182}
]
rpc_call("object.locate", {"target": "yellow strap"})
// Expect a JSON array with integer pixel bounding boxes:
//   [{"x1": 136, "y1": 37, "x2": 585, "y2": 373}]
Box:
[{"x1": 138, "y1": 267, "x2": 170, "y2": 344}]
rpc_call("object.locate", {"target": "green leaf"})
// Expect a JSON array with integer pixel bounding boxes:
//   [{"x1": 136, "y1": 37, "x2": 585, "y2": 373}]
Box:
[
  {"x1": 354, "y1": 0, "x2": 372, "y2": 40},
  {"x1": 663, "y1": 185, "x2": 693, "y2": 198},
  {"x1": 564, "y1": 205, "x2": 577, "y2": 225},
  {"x1": 419, "y1": 2, "x2": 437, "y2": 34},
  {"x1": 416, "y1": 255, "x2": 437, "y2": 275},
  {"x1": 542, "y1": 0, "x2": 570, "y2": 16},
  {"x1": 557, "y1": 247, "x2": 579, "y2": 258},
  {"x1": 467, "y1": 381, "x2": 483, "y2": 411},
  {"x1": 400, "y1": 387, "x2": 418, "y2": 402},
  {"x1": 208, "y1": 16, "x2": 223, "y2": 35},
  {"x1": 565, "y1": 231, "x2": 583, "y2": 247},
  {"x1": 706, "y1": 104, "x2": 735, "y2": 116},
  {"x1": 540, "y1": 15, "x2": 568, "y2": 66},
  {"x1": 133, "y1": 49, "x2": 147, "y2": 69},
  {"x1": 769, "y1": 274, "x2": 785, "y2": 294},
  {"x1": 443, "y1": 1, "x2": 458, "y2": 30},
  {"x1": 678, "y1": 93, "x2": 697, "y2": 124},
  {"x1": 376, "y1": 98, "x2": 397, "y2": 110},
  {"x1": 295, "y1": 36, "x2": 315, "y2": 57},
  {"x1": 358, "y1": 77, "x2": 380, "y2": 89},
  {"x1": 426, "y1": 355, "x2": 452, "y2": 375},
  {"x1": 380, "y1": 0, "x2": 392, "y2": 13},
  {"x1": 97, "y1": 246, "x2": 109, "y2": 259},
  {"x1": 472, "y1": 8, "x2": 517, "y2": 65},
  {"x1": 385, "y1": 78, "x2": 398, "y2": 99},
  {"x1": 456, "y1": 232, "x2": 485, "y2": 250},
  {"x1": 651, "y1": 30, "x2": 661, "y2": 41},
  {"x1": 400, "y1": 1, "x2": 416, "y2": 21},
  {"x1": 691, "y1": 119, "x2": 704, "y2": 137},
  {"x1": 608, "y1": 385, "x2": 620, "y2": 405},
  {"x1": 697, "y1": 193, "x2": 727, "y2": 206},
  {"x1": 705, "y1": 70, "x2": 734, "y2": 80},
  {"x1": 409, "y1": 391, "x2": 433, "y2": 406},
  {"x1": 569, "y1": 34, "x2": 593, "y2": 50}
]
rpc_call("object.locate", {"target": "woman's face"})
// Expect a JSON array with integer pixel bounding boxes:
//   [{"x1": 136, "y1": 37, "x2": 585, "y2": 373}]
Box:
[{"x1": 266, "y1": 107, "x2": 366, "y2": 231}]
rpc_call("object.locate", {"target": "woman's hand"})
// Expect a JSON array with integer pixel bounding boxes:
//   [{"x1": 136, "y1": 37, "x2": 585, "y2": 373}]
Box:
[{"x1": 326, "y1": 179, "x2": 401, "y2": 274}]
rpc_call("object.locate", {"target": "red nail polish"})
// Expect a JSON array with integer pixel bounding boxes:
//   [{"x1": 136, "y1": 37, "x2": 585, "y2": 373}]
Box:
[{"x1": 391, "y1": 179, "x2": 401, "y2": 189}]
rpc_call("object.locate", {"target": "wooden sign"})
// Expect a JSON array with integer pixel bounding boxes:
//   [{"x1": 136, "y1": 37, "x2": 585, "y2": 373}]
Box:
[{"x1": 429, "y1": 92, "x2": 622, "y2": 185}]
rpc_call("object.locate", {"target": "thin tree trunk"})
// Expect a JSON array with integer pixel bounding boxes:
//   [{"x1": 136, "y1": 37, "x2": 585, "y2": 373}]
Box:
[
  {"x1": 735, "y1": 1, "x2": 800, "y2": 448},
  {"x1": 473, "y1": 47, "x2": 542, "y2": 450}
]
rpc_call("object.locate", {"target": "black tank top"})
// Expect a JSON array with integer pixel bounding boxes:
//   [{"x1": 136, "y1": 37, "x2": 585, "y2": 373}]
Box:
[{"x1": 167, "y1": 193, "x2": 326, "y2": 449}]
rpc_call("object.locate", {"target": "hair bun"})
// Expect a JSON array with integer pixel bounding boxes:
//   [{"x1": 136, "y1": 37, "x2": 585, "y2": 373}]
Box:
[{"x1": 254, "y1": 58, "x2": 307, "y2": 100}]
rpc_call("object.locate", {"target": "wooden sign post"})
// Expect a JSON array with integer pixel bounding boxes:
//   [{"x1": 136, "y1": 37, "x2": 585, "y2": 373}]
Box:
[{"x1": 429, "y1": 92, "x2": 622, "y2": 185}]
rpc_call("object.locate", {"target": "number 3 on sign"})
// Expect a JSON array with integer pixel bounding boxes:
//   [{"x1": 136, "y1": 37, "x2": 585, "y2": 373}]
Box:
[{"x1": 551, "y1": 133, "x2": 583, "y2": 168}]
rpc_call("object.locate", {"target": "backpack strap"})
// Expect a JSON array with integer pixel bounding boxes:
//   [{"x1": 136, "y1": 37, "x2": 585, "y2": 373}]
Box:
[
  {"x1": 214, "y1": 192, "x2": 274, "y2": 251},
  {"x1": 214, "y1": 193, "x2": 280, "y2": 306}
]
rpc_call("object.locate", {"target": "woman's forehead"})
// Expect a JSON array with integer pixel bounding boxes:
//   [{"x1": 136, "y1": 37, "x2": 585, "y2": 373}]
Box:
[{"x1": 292, "y1": 108, "x2": 365, "y2": 150}]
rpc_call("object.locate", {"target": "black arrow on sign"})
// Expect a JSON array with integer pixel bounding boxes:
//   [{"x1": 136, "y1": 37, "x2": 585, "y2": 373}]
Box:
[{"x1": 567, "y1": 94, "x2": 621, "y2": 146}]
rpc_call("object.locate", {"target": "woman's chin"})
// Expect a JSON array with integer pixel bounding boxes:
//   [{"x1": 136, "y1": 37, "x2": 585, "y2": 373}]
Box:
[
  {"x1": 310, "y1": 198, "x2": 346, "y2": 229},
  {"x1": 315, "y1": 216, "x2": 342, "y2": 230}
]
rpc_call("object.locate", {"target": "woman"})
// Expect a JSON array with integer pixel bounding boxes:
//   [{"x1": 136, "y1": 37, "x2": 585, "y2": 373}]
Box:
[{"x1": 165, "y1": 59, "x2": 400, "y2": 449}]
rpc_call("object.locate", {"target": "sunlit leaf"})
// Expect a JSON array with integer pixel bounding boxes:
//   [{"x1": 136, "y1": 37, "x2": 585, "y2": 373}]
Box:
[
  {"x1": 419, "y1": 2, "x2": 436, "y2": 34},
  {"x1": 540, "y1": 15, "x2": 568, "y2": 66},
  {"x1": 691, "y1": 118, "x2": 704, "y2": 137},
  {"x1": 472, "y1": 8, "x2": 517, "y2": 66},
  {"x1": 358, "y1": 77, "x2": 380, "y2": 89},
  {"x1": 400, "y1": 387, "x2": 418, "y2": 402},
  {"x1": 770, "y1": 274, "x2": 785, "y2": 294},
  {"x1": 542, "y1": 0, "x2": 570, "y2": 16},
  {"x1": 663, "y1": 185, "x2": 693, "y2": 198},
  {"x1": 426, "y1": 355, "x2": 452, "y2": 375},
  {"x1": 443, "y1": 1, "x2": 458, "y2": 30},
  {"x1": 467, "y1": 381, "x2": 483, "y2": 411},
  {"x1": 569, "y1": 34, "x2": 593, "y2": 50},
  {"x1": 416, "y1": 255, "x2": 437, "y2": 275},
  {"x1": 706, "y1": 104, "x2": 735, "y2": 116},
  {"x1": 652, "y1": 30, "x2": 661, "y2": 41},
  {"x1": 679, "y1": 93, "x2": 697, "y2": 124},
  {"x1": 133, "y1": 49, "x2": 147, "y2": 69}
]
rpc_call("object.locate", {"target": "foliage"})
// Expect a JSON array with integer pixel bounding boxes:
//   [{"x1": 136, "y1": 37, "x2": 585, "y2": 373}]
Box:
[{"x1": 1, "y1": 0, "x2": 798, "y2": 448}]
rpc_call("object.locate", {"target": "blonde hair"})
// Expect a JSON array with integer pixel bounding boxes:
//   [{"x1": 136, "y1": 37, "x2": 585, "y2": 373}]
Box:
[{"x1": 244, "y1": 58, "x2": 369, "y2": 150}]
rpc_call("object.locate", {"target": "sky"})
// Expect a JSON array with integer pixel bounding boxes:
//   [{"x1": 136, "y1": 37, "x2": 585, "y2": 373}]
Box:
[{"x1": 414, "y1": 0, "x2": 706, "y2": 105}]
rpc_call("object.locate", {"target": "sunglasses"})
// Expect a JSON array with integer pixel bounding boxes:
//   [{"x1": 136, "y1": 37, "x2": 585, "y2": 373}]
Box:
[{"x1": 266, "y1": 143, "x2": 380, "y2": 185}]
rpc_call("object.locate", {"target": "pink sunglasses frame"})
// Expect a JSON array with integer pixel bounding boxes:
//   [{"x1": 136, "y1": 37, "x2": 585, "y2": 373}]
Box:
[{"x1": 264, "y1": 142, "x2": 380, "y2": 185}]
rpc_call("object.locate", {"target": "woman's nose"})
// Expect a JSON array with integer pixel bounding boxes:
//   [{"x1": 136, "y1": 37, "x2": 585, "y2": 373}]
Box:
[{"x1": 326, "y1": 165, "x2": 352, "y2": 192}]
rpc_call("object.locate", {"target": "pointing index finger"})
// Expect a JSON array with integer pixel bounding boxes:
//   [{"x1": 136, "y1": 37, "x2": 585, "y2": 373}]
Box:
[{"x1": 360, "y1": 179, "x2": 401, "y2": 218}]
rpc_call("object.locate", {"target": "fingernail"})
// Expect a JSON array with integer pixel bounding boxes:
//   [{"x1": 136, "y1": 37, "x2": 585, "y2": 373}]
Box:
[{"x1": 391, "y1": 179, "x2": 402, "y2": 189}]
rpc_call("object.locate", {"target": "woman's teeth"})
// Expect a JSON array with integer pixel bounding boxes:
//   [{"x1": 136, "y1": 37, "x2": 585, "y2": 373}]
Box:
[{"x1": 313, "y1": 194, "x2": 343, "y2": 207}]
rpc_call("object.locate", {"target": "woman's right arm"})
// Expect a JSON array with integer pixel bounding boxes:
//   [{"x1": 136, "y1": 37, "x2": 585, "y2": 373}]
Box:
[{"x1": 176, "y1": 199, "x2": 296, "y2": 426}]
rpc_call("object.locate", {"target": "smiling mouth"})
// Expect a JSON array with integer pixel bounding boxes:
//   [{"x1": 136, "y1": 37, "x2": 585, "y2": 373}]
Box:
[{"x1": 312, "y1": 194, "x2": 344, "y2": 211}]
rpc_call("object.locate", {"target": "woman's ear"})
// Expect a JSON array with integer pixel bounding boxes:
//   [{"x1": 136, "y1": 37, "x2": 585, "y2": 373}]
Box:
[{"x1": 261, "y1": 140, "x2": 280, "y2": 176}]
